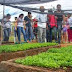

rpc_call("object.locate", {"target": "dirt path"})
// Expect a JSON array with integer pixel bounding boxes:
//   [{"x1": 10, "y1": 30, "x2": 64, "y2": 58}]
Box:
[{"x1": 61, "y1": 43, "x2": 72, "y2": 47}]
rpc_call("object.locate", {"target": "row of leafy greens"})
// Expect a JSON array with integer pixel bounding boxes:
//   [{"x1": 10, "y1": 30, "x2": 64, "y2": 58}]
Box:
[
  {"x1": 15, "y1": 46, "x2": 72, "y2": 68},
  {"x1": 0, "y1": 43, "x2": 57, "y2": 53}
]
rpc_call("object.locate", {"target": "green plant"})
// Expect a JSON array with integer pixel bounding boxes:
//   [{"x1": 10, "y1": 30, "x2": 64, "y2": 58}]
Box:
[
  {"x1": 0, "y1": 42, "x2": 58, "y2": 53},
  {"x1": 15, "y1": 46, "x2": 72, "y2": 68}
]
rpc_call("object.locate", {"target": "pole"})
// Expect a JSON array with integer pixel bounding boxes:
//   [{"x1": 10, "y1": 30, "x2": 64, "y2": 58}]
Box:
[{"x1": 0, "y1": 0, "x2": 5, "y2": 45}]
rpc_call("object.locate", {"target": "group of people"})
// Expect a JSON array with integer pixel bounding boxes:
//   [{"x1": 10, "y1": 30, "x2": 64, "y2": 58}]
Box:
[{"x1": 2, "y1": 4, "x2": 72, "y2": 44}]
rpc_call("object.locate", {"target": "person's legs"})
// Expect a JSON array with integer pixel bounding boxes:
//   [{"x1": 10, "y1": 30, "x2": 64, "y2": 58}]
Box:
[
  {"x1": 46, "y1": 29, "x2": 49, "y2": 42},
  {"x1": 67, "y1": 29, "x2": 70, "y2": 42},
  {"x1": 26, "y1": 27, "x2": 29, "y2": 41},
  {"x1": 37, "y1": 27, "x2": 43, "y2": 43},
  {"x1": 3, "y1": 29, "x2": 10, "y2": 41},
  {"x1": 7, "y1": 28, "x2": 11, "y2": 41},
  {"x1": 17, "y1": 27, "x2": 21, "y2": 43},
  {"x1": 3, "y1": 29, "x2": 7, "y2": 41},
  {"x1": 14, "y1": 29, "x2": 17, "y2": 43},
  {"x1": 57, "y1": 21, "x2": 62, "y2": 44},
  {"x1": 33, "y1": 27, "x2": 38, "y2": 39},
  {"x1": 69, "y1": 29, "x2": 72, "y2": 42},
  {"x1": 49, "y1": 28, "x2": 52, "y2": 42},
  {"x1": 14, "y1": 28, "x2": 18, "y2": 43},
  {"x1": 64, "y1": 32, "x2": 67, "y2": 43},
  {"x1": 53, "y1": 27, "x2": 57, "y2": 42},
  {"x1": 21, "y1": 27, "x2": 27, "y2": 42},
  {"x1": 29, "y1": 27, "x2": 34, "y2": 40},
  {"x1": 42, "y1": 28, "x2": 46, "y2": 43}
]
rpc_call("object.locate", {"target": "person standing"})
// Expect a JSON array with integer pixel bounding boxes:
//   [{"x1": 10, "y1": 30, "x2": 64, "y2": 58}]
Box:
[
  {"x1": 2, "y1": 14, "x2": 11, "y2": 42},
  {"x1": 55, "y1": 4, "x2": 64, "y2": 44},
  {"x1": 14, "y1": 17, "x2": 18, "y2": 43},
  {"x1": 37, "y1": 6, "x2": 47, "y2": 43},
  {"x1": 24, "y1": 12, "x2": 34, "y2": 42},
  {"x1": 47, "y1": 9, "x2": 57, "y2": 42},
  {"x1": 17, "y1": 14, "x2": 27, "y2": 43},
  {"x1": 67, "y1": 13, "x2": 72, "y2": 43},
  {"x1": 62, "y1": 17, "x2": 68, "y2": 43},
  {"x1": 33, "y1": 18, "x2": 38, "y2": 40}
]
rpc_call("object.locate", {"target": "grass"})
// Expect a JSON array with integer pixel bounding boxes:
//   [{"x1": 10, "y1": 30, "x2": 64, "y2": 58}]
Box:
[
  {"x1": 0, "y1": 42, "x2": 58, "y2": 53},
  {"x1": 15, "y1": 46, "x2": 72, "y2": 68}
]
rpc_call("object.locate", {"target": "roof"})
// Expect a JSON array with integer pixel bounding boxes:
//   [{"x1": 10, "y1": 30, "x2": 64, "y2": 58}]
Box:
[{"x1": 0, "y1": 0, "x2": 56, "y2": 5}]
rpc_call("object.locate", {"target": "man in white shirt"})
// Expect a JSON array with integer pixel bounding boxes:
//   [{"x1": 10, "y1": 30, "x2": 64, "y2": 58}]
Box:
[{"x1": 37, "y1": 6, "x2": 47, "y2": 43}]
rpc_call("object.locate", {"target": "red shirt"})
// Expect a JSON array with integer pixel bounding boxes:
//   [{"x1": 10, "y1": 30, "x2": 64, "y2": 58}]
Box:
[
  {"x1": 33, "y1": 19, "x2": 38, "y2": 28},
  {"x1": 47, "y1": 15, "x2": 57, "y2": 28}
]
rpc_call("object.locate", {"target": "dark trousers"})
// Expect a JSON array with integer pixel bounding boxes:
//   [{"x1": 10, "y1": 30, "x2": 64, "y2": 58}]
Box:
[
  {"x1": 49, "y1": 27, "x2": 57, "y2": 42},
  {"x1": 57, "y1": 21, "x2": 62, "y2": 43}
]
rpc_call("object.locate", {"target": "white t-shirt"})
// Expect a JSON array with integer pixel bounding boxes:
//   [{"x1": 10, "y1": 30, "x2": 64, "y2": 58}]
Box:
[
  {"x1": 17, "y1": 18, "x2": 24, "y2": 27},
  {"x1": 36, "y1": 14, "x2": 47, "y2": 28}
]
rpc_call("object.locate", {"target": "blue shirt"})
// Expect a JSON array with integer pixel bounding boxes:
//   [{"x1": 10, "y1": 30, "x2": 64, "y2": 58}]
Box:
[{"x1": 24, "y1": 16, "x2": 31, "y2": 27}]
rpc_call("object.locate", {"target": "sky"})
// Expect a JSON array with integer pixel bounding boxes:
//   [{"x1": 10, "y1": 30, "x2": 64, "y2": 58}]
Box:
[{"x1": 0, "y1": 0, "x2": 72, "y2": 21}]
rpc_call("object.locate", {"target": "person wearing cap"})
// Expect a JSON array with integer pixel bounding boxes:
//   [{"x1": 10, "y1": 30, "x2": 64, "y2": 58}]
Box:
[
  {"x1": 36, "y1": 6, "x2": 47, "y2": 43},
  {"x1": 2, "y1": 14, "x2": 11, "y2": 42},
  {"x1": 24, "y1": 12, "x2": 34, "y2": 42}
]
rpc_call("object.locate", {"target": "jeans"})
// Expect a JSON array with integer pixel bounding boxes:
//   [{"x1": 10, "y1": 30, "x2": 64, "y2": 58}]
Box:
[
  {"x1": 26, "y1": 26, "x2": 34, "y2": 41},
  {"x1": 57, "y1": 21, "x2": 62, "y2": 43},
  {"x1": 3, "y1": 28, "x2": 11, "y2": 41},
  {"x1": 17, "y1": 27, "x2": 27, "y2": 42},
  {"x1": 14, "y1": 27, "x2": 18, "y2": 43},
  {"x1": 38, "y1": 27, "x2": 46, "y2": 43},
  {"x1": 49, "y1": 27, "x2": 57, "y2": 42},
  {"x1": 46, "y1": 29, "x2": 50, "y2": 42},
  {"x1": 14, "y1": 27, "x2": 18, "y2": 37}
]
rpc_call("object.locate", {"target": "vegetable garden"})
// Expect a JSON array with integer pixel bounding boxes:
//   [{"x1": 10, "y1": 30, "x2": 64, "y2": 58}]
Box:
[
  {"x1": 15, "y1": 46, "x2": 72, "y2": 68},
  {"x1": 0, "y1": 43, "x2": 72, "y2": 72}
]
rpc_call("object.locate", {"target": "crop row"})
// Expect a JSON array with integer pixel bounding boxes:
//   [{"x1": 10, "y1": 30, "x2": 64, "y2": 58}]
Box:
[
  {"x1": 15, "y1": 46, "x2": 72, "y2": 68},
  {"x1": 0, "y1": 43, "x2": 57, "y2": 53}
]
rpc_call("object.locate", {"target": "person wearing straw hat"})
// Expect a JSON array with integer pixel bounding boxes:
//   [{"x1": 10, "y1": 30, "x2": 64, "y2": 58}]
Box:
[{"x1": 36, "y1": 6, "x2": 47, "y2": 43}]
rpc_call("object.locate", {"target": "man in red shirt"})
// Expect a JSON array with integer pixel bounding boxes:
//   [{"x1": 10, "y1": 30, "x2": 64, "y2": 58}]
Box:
[
  {"x1": 33, "y1": 18, "x2": 38, "y2": 40},
  {"x1": 47, "y1": 9, "x2": 57, "y2": 42}
]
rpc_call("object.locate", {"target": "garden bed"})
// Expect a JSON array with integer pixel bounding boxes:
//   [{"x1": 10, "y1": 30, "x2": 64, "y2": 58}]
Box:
[
  {"x1": 0, "y1": 43, "x2": 60, "y2": 62},
  {"x1": 0, "y1": 60, "x2": 71, "y2": 72},
  {"x1": 0, "y1": 46, "x2": 72, "y2": 72}
]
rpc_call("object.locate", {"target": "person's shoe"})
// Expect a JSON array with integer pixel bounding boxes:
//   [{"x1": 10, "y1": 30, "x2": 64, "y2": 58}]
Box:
[
  {"x1": 23, "y1": 41, "x2": 28, "y2": 43},
  {"x1": 18, "y1": 41, "x2": 21, "y2": 44},
  {"x1": 15, "y1": 42, "x2": 18, "y2": 44}
]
